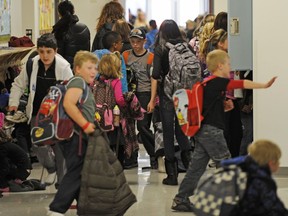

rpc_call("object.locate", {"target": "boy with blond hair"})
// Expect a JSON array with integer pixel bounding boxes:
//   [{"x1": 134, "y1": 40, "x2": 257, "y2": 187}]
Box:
[
  {"x1": 48, "y1": 51, "x2": 98, "y2": 216},
  {"x1": 172, "y1": 49, "x2": 277, "y2": 212},
  {"x1": 227, "y1": 139, "x2": 288, "y2": 216}
]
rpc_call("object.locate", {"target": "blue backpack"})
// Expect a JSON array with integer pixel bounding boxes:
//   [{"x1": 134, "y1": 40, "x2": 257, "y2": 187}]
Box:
[{"x1": 31, "y1": 77, "x2": 88, "y2": 146}]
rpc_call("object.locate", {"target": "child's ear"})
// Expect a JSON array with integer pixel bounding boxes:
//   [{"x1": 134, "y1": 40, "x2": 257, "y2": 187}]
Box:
[
  {"x1": 218, "y1": 63, "x2": 223, "y2": 70},
  {"x1": 74, "y1": 65, "x2": 80, "y2": 74}
]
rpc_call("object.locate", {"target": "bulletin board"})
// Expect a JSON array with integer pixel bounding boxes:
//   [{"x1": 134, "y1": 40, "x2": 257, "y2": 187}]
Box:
[
  {"x1": 0, "y1": 0, "x2": 11, "y2": 43},
  {"x1": 39, "y1": 0, "x2": 55, "y2": 35}
]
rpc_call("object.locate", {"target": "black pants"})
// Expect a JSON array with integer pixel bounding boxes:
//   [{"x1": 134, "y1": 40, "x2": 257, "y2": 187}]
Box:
[
  {"x1": 159, "y1": 94, "x2": 190, "y2": 162},
  {"x1": 0, "y1": 142, "x2": 30, "y2": 188},
  {"x1": 49, "y1": 133, "x2": 87, "y2": 214},
  {"x1": 136, "y1": 92, "x2": 155, "y2": 157}
]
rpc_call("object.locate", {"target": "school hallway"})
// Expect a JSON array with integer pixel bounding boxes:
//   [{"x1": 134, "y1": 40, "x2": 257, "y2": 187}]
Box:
[{"x1": 1, "y1": 145, "x2": 288, "y2": 216}]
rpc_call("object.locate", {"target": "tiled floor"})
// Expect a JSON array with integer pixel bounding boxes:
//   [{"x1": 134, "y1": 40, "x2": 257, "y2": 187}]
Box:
[{"x1": 0, "y1": 146, "x2": 287, "y2": 216}]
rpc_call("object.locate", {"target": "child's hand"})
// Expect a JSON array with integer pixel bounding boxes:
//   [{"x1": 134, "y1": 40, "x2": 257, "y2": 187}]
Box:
[
  {"x1": 147, "y1": 100, "x2": 155, "y2": 113},
  {"x1": 84, "y1": 123, "x2": 95, "y2": 134},
  {"x1": 224, "y1": 99, "x2": 234, "y2": 112},
  {"x1": 265, "y1": 76, "x2": 277, "y2": 88}
]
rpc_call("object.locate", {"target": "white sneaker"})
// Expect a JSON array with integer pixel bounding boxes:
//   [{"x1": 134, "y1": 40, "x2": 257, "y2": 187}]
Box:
[
  {"x1": 47, "y1": 210, "x2": 64, "y2": 216},
  {"x1": 45, "y1": 172, "x2": 56, "y2": 185},
  {"x1": 5, "y1": 111, "x2": 28, "y2": 123},
  {"x1": 158, "y1": 156, "x2": 166, "y2": 173}
]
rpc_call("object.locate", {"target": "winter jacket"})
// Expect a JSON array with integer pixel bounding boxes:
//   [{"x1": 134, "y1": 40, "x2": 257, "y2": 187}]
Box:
[
  {"x1": 9, "y1": 54, "x2": 73, "y2": 123},
  {"x1": 53, "y1": 14, "x2": 90, "y2": 69},
  {"x1": 229, "y1": 156, "x2": 288, "y2": 216},
  {"x1": 78, "y1": 129, "x2": 136, "y2": 216},
  {"x1": 91, "y1": 22, "x2": 113, "y2": 52}
]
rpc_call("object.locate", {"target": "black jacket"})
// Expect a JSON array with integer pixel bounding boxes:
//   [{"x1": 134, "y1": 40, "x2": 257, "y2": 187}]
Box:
[
  {"x1": 52, "y1": 15, "x2": 90, "y2": 68},
  {"x1": 91, "y1": 22, "x2": 113, "y2": 52}
]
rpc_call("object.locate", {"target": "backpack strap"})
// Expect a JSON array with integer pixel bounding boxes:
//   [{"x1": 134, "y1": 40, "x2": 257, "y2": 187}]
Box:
[
  {"x1": 26, "y1": 58, "x2": 33, "y2": 85},
  {"x1": 165, "y1": 42, "x2": 174, "y2": 50}
]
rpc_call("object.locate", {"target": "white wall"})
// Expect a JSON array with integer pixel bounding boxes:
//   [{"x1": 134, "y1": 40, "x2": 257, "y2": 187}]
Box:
[
  {"x1": 253, "y1": 0, "x2": 288, "y2": 166},
  {"x1": 213, "y1": 0, "x2": 227, "y2": 14},
  {"x1": 10, "y1": 0, "x2": 22, "y2": 38},
  {"x1": 70, "y1": 0, "x2": 110, "y2": 44}
]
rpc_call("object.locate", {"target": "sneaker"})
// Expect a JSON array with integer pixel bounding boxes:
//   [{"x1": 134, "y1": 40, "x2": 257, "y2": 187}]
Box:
[
  {"x1": 158, "y1": 156, "x2": 166, "y2": 173},
  {"x1": 171, "y1": 197, "x2": 194, "y2": 212},
  {"x1": 45, "y1": 172, "x2": 56, "y2": 185},
  {"x1": 123, "y1": 162, "x2": 138, "y2": 169},
  {"x1": 5, "y1": 111, "x2": 28, "y2": 123},
  {"x1": 47, "y1": 211, "x2": 64, "y2": 216},
  {"x1": 3, "y1": 120, "x2": 15, "y2": 129}
]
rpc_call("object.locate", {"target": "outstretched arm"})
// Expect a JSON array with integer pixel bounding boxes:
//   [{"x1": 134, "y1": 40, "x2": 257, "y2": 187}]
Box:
[{"x1": 244, "y1": 77, "x2": 277, "y2": 89}]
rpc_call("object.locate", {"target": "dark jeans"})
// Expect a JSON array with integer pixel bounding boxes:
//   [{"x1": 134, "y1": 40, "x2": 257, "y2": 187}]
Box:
[
  {"x1": 0, "y1": 142, "x2": 30, "y2": 188},
  {"x1": 49, "y1": 133, "x2": 87, "y2": 214},
  {"x1": 159, "y1": 94, "x2": 190, "y2": 162},
  {"x1": 136, "y1": 92, "x2": 155, "y2": 157}
]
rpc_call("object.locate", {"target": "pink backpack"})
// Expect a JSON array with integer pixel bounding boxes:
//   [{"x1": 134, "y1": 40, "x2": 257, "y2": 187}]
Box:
[{"x1": 0, "y1": 112, "x2": 4, "y2": 129}]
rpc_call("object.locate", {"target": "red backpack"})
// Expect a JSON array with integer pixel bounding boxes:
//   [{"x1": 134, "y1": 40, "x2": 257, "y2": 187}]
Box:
[
  {"x1": 31, "y1": 77, "x2": 88, "y2": 146},
  {"x1": 172, "y1": 76, "x2": 215, "y2": 137}
]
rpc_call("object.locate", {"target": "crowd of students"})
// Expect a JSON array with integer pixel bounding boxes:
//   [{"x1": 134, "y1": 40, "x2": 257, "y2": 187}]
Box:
[{"x1": 0, "y1": 0, "x2": 287, "y2": 216}]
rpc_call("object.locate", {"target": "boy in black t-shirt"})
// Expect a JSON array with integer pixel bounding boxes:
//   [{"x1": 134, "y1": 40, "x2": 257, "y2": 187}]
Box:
[{"x1": 171, "y1": 49, "x2": 277, "y2": 212}]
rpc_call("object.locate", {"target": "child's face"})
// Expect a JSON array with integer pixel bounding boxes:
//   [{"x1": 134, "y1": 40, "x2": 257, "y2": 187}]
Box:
[
  {"x1": 129, "y1": 37, "x2": 146, "y2": 54},
  {"x1": 38, "y1": 47, "x2": 57, "y2": 68},
  {"x1": 75, "y1": 60, "x2": 97, "y2": 84},
  {"x1": 218, "y1": 38, "x2": 228, "y2": 52},
  {"x1": 114, "y1": 39, "x2": 123, "y2": 52},
  {"x1": 269, "y1": 160, "x2": 280, "y2": 173}
]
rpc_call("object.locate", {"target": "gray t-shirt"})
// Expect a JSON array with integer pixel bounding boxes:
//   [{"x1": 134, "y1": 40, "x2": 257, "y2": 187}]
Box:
[
  {"x1": 66, "y1": 76, "x2": 95, "y2": 123},
  {"x1": 126, "y1": 50, "x2": 153, "y2": 92}
]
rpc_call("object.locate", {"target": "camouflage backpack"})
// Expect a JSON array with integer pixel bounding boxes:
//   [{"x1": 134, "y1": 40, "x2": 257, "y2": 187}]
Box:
[{"x1": 164, "y1": 42, "x2": 201, "y2": 100}]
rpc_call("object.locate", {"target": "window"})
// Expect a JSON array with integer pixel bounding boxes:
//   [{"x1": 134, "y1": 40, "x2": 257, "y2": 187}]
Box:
[{"x1": 126, "y1": 0, "x2": 210, "y2": 27}]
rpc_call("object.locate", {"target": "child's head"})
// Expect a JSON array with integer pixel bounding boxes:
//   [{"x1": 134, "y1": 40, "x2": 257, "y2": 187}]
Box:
[
  {"x1": 149, "y1": 20, "x2": 157, "y2": 30},
  {"x1": 58, "y1": 0, "x2": 74, "y2": 17},
  {"x1": 102, "y1": 31, "x2": 123, "y2": 52},
  {"x1": 248, "y1": 139, "x2": 281, "y2": 173},
  {"x1": 206, "y1": 49, "x2": 230, "y2": 77},
  {"x1": 37, "y1": 33, "x2": 58, "y2": 49},
  {"x1": 112, "y1": 19, "x2": 131, "y2": 43},
  {"x1": 73, "y1": 51, "x2": 98, "y2": 84},
  {"x1": 37, "y1": 33, "x2": 58, "y2": 68},
  {"x1": 129, "y1": 28, "x2": 146, "y2": 54},
  {"x1": 98, "y1": 52, "x2": 122, "y2": 79},
  {"x1": 200, "y1": 29, "x2": 227, "y2": 60}
]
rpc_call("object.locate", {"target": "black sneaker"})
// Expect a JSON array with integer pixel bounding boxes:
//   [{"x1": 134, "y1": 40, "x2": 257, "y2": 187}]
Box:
[{"x1": 171, "y1": 197, "x2": 194, "y2": 212}]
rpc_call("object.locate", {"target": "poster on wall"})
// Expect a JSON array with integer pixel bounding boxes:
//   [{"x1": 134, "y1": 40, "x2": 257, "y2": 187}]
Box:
[
  {"x1": 0, "y1": 0, "x2": 11, "y2": 43},
  {"x1": 39, "y1": 0, "x2": 55, "y2": 35}
]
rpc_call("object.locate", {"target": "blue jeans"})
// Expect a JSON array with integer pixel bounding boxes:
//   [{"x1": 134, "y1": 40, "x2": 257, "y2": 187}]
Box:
[
  {"x1": 176, "y1": 124, "x2": 231, "y2": 200},
  {"x1": 159, "y1": 94, "x2": 190, "y2": 161}
]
